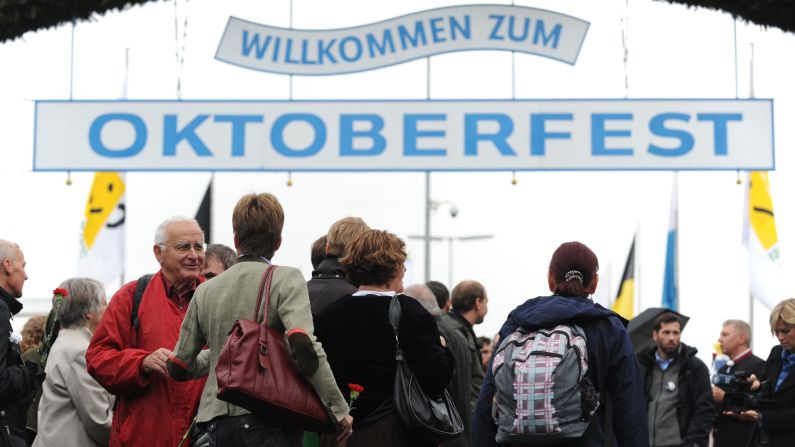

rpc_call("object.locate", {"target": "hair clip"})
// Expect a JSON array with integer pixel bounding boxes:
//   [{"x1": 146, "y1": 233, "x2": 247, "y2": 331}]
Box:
[{"x1": 564, "y1": 270, "x2": 583, "y2": 283}]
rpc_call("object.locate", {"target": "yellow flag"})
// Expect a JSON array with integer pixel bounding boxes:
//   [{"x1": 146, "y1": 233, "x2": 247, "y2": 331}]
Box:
[
  {"x1": 78, "y1": 173, "x2": 126, "y2": 287},
  {"x1": 612, "y1": 237, "x2": 636, "y2": 319},
  {"x1": 744, "y1": 172, "x2": 783, "y2": 309}
]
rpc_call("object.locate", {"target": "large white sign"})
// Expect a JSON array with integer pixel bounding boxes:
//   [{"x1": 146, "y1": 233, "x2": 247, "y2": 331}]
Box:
[
  {"x1": 215, "y1": 5, "x2": 590, "y2": 75},
  {"x1": 34, "y1": 99, "x2": 774, "y2": 171}
]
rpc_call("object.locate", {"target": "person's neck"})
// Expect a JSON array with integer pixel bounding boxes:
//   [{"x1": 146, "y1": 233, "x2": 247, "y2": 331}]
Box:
[
  {"x1": 163, "y1": 273, "x2": 194, "y2": 297},
  {"x1": 461, "y1": 309, "x2": 479, "y2": 326},
  {"x1": 656, "y1": 349, "x2": 673, "y2": 361},
  {"x1": 730, "y1": 347, "x2": 752, "y2": 361},
  {"x1": 358, "y1": 284, "x2": 390, "y2": 292}
]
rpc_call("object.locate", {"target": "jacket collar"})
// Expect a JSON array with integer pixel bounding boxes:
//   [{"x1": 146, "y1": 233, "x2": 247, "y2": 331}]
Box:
[
  {"x1": 311, "y1": 256, "x2": 346, "y2": 279},
  {"x1": 0, "y1": 286, "x2": 22, "y2": 315}
]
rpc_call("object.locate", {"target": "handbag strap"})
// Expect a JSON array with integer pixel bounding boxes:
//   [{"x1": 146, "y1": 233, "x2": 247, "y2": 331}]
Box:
[
  {"x1": 253, "y1": 265, "x2": 278, "y2": 325},
  {"x1": 388, "y1": 295, "x2": 403, "y2": 360}
]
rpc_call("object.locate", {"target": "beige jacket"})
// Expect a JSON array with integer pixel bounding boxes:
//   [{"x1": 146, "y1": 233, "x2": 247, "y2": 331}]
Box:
[
  {"x1": 33, "y1": 327, "x2": 114, "y2": 447},
  {"x1": 168, "y1": 260, "x2": 349, "y2": 424}
]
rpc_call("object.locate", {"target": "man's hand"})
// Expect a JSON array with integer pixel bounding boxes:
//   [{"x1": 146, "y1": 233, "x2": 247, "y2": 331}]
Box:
[
  {"x1": 712, "y1": 385, "x2": 725, "y2": 403},
  {"x1": 142, "y1": 348, "x2": 172, "y2": 376},
  {"x1": 336, "y1": 415, "x2": 353, "y2": 447}
]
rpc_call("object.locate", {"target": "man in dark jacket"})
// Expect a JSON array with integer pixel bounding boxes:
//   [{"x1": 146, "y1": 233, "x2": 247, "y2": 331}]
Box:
[
  {"x1": 0, "y1": 240, "x2": 43, "y2": 447},
  {"x1": 443, "y1": 280, "x2": 488, "y2": 412},
  {"x1": 638, "y1": 312, "x2": 716, "y2": 447},
  {"x1": 307, "y1": 216, "x2": 369, "y2": 317},
  {"x1": 712, "y1": 319, "x2": 765, "y2": 447},
  {"x1": 406, "y1": 283, "x2": 472, "y2": 447},
  {"x1": 472, "y1": 294, "x2": 649, "y2": 446}
]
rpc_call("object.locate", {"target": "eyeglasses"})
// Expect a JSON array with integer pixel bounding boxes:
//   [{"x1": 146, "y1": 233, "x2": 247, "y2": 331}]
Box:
[{"x1": 161, "y1": 242, "x2": 207, "y2": 254}]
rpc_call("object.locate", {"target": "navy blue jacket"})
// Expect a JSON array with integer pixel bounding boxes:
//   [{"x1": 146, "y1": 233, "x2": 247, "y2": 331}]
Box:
[{"x1": 471, "y1": 295, "x2": 649, "y2": 447}]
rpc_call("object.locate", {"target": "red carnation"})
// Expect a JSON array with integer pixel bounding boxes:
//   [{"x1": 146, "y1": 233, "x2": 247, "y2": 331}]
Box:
[
  {"x1": 53, "y1": 288, "x2": 69, "y2": 297},
  {"x1": 347, "y1": 383, "x2": 364, "y2": 393}
]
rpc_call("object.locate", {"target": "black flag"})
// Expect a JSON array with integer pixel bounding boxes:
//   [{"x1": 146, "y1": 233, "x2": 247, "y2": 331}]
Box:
[{"x1": 195, "y1": 180, "x2": 212, "y2": 243}]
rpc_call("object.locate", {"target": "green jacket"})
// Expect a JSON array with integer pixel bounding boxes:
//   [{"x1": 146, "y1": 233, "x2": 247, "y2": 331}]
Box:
[
  {"x1": 167, "y1": 260, "x2": 349, "y2": 424},
  {"x1": 442, "y1": 311, "x2": 484, "y2": 413}
]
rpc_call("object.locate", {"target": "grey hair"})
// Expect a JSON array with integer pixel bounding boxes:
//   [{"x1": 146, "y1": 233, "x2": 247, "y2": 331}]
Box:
[
  {"x1": 154, "y1": 216, "x2": 202, "y2": 245},
  {"x1": 404, "y1": 284, "x2": 441, "y2": 316},
  {"x1": 0, "y1": 239, "x2": 20, "y2": 263},
  {"x1": 723, "y1": 319, "x2": 753, "y2": 346},
  {"x1": 56, "y1": 278, "x2": 106, "y2": 329}
]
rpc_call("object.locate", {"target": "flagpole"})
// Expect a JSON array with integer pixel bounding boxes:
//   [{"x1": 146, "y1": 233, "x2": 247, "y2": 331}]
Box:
[
  {"x1": 747, "y1": 42, "x2": 755, "y2": 338},
  {"x1": 674, "y1": 171, "x2": 679, "y2": 311},
  {"x1": 636, "y1": 224, "x2": 641, "y2": 316}
]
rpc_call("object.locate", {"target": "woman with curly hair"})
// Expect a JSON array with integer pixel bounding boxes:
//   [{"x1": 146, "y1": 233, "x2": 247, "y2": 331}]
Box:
[{"x1": 315, "y1": 229, "x2": 454, "y2": 447}]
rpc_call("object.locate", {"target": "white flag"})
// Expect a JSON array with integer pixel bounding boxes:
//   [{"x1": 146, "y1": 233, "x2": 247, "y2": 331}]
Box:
[
  {"x1": 78, "y1": 173, "x2": 126, "y2": 287},
  {"x1": 743, "y1": 171, "x2": 784, "y2": 309}
]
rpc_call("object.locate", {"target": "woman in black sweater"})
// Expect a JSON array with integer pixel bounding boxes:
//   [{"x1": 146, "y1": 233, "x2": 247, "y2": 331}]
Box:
[{"x1": 315, "y1": 229, "x2": 454, "y2": 447}]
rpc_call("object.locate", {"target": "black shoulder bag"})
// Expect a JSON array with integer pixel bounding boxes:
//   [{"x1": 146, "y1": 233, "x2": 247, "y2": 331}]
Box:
[{"x1": 388, "y1": 295, "x2": 464, "y2": 443}]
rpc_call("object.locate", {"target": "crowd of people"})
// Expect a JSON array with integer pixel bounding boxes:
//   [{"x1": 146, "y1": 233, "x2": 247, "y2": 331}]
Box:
[{"x1": 1, "y1": 191, "x2": 795, "y2": 447}]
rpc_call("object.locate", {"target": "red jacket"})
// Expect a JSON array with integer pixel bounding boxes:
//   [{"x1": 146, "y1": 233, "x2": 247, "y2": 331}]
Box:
[{"x1": 86, "y1": 272, "x2": 206, "y2": 446}]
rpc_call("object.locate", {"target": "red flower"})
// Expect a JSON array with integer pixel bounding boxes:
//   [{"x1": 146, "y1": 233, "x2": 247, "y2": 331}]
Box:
[
  {"x1": 347, "y1": 383, "x2": 364, "y2": 393},
  {"x1": 53, "y1": 288, "x2": 69, "y2": 297}
]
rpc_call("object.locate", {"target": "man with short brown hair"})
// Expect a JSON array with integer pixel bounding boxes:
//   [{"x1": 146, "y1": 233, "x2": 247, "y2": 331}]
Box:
[{"x1": 444, "y1": 279, "x2": 489, "y2": 412}]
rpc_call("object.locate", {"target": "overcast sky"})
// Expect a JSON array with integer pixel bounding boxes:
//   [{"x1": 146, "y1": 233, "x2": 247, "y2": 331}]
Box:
[{"x1": 2, "y1": 0, "x2": 794, "y2": 363}]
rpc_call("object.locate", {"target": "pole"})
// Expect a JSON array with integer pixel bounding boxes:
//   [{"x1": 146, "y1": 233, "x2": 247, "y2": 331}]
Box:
[
  {"x1": 424, "y1": 171, "x2": 431, "y2": 282},
  {"x1": 448, "y1": 237, "x2": 453, "y2": 287}
]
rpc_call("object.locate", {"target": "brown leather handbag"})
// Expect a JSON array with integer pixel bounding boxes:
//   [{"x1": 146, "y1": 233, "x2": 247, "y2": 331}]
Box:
[{"x1": 215, "y1": 265, "x2": 334, "y2": 431}]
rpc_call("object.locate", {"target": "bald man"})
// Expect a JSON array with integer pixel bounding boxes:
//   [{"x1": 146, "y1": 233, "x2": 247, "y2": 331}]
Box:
[{"x1": 0, "y1": 239, "x2": 43, "y2": 446}]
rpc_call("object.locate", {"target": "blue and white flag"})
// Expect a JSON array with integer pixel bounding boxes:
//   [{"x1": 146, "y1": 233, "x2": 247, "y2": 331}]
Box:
[{"x1": 661, "y1": 174, "x2": 678, "y2": 310}]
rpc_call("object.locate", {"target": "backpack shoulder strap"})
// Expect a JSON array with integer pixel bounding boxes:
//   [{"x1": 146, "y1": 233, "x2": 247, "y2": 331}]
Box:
[{"x1": 130, "y1": 274, "x2": 154, "y2": 336}]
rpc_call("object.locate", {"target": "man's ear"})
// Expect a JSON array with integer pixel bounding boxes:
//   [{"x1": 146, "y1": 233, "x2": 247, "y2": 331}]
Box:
[
  {"x1": 1, "y1": 259, "x2": 10, "y2": 275},
  {"x1": 153, "y1": 244, "x2": 163, "y2": 263}
]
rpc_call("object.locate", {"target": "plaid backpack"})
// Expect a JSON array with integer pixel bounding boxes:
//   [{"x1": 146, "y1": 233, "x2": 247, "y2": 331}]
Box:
[{"x1": 491, "y1": 324, "x2": 599, "y2": 445}]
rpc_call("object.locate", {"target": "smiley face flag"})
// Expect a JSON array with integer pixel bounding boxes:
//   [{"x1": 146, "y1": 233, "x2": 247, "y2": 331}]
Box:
[
  {"x1": 78, "y1": 173, "x2": 126, "y2": 288},
  {"x1": 743, "y1": 171, "x2": 784, "y2": 309}
]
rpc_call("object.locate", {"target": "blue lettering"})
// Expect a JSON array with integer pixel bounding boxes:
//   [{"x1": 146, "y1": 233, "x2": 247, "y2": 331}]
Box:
[
  {"x1": 271, "y1": 114, "x2": 325, "y2": 157},
  {"x1": 592, "y1": 114, "x2": 633, "y2": 156},
  {"x1": 283, "y1": 38, "x2": 299, "y2": 64},
  {"x1": 449, "y1": 15, "x2": 471, "y2": 41},
  {"x1": 530, "y1": 114, "x2": 572, "y2": 155},
  {"x1": 508, "y1": 16, "x2": 530, "y2": 42},
  {"x1": 533, "y1": 20, "x2": 561, "y2": 49},
  {"x1": 339, "y1": 36, "x2": 363, "y2": 62},
  {"x1": 697, "y1": 113, "x2": 742, "y2": 155},
  {"x1": 464, "y1": 114, "x2": 516, "y2": 156},
  {"x1": 404, "y1": 114, "x2": 446, "y2": 156},
  {"x1": 648, "y1": 113, "x2": 694, "y2": 157},
  {"x1": 214, "y1": 115, "x2": 264, "y2": 157},
  {"x1": 89, "y1": 113, "x2": 147, "y2": 158},
  {"x1": 271, "y1": 36, "x2": 281, "y2": 62},
  {"x1": 366, "y1": 30, "x2": 396, "y2": 57},
  {"x1": 317, "y1": 39, "x2": 338, "y2": 64},
  {"x1": 241, "y1": 30, "x2": 271, "y2": 59},
  {"x1": 488, "y1": 15, "x2": 505, "y2": 40},
  {"x1": 340, "y1": 115, "x2": 386, "y2": 156},
  {"x1": 398, "y1": 21, "x2": 428, "y2": 49},
  {"x1": 300, "y1": 39, "x2": 316, "y2": 64},
  {"x1": 163, "y1": 115, "x2": 212, "y2": 156},
  {"x1": 429, "y1": 17, "x2": 446, "y2": 43}
]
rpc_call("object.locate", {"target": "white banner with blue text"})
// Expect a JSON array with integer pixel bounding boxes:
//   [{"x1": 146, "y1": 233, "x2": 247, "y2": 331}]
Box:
[
  {"x1": 34, "y1": 99, "x2": 774, "y2": 172},
  {"x1": 215, "y1": 5, "x2": 589, "y2": 75}
]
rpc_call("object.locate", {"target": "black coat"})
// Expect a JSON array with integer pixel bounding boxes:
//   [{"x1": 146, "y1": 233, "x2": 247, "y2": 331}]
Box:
[
  {"x1": 436, "y1": 316, "x2": 471, "y2": 447},
  {"x1": 314, "y1": 293, "x2": 454, "y2": 431},
  {"x1": 758, "y1": 345, "x2": 795, "y2": 447},
  {"x1": 638, "y1": 343, "x2": 716, "y2": 447},
  {"x1": 713, "y1": 352, "x2": 766, "y2": 447},
  {"x1": 307, "y1": 256, "x2": 357, "y2": 318},
  {"x1": 0, "y1": 288, "x2": 35, "y2": 446}
]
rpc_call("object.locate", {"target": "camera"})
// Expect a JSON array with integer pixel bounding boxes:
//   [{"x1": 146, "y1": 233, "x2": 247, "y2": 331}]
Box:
[
  {"x1": 449, "y1": 205, "x2": 459, "y2": 218},
  {"x1": 712, "y1": 371, "x2": 771, "y2": 413}
]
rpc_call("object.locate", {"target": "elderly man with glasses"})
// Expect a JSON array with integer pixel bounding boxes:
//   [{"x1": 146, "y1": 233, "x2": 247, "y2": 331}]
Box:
[{"x1": 86, "y1": 217, "x2": 208, "y2": 447}]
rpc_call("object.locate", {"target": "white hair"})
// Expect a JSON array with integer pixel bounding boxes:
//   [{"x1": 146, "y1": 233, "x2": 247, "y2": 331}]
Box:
[
  {"x1": 154, "y1": 217, "x2": 202, "y2": 245},
  {"x1": 0, "y1": 239, "x2": 20, "y2": 263},
  {"x1": 56, "y1": 278, "x2": 106, "y2": 329},
  {"x1": 404, "y1": 284, "x2": 441, "y2": 316}
]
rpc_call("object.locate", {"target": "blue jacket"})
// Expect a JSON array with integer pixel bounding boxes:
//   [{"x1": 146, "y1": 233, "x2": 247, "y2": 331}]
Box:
[{"x1": 471, "y1": 295, "x2": 649, "y2": 447}]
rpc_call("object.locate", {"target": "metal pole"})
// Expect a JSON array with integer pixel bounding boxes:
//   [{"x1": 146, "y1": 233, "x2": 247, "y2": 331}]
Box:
[
  {"x1": 424, "y1": 171, "x2": 431, "y2": 282},
  {"x1": 448, "y1": 237, "x2": 453, "y2": 287}
]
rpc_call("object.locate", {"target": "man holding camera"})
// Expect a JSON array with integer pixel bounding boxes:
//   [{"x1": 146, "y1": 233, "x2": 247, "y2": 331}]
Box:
[
  {"x1": 712, "y1": 320, "x2": 765, "y2": 447},
  {"x1": 638, "y1": 312, "x2": 716, "y2": 447}
]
